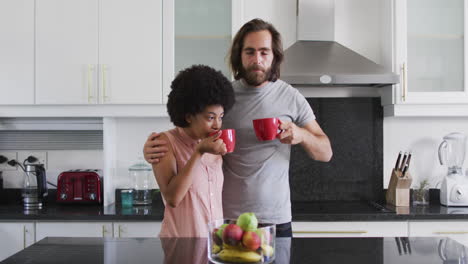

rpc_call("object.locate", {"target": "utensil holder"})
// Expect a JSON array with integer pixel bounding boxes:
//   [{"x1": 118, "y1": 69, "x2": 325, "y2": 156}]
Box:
[{"x1": 386, "y1": 169, "x2": 412, "y2": 207}]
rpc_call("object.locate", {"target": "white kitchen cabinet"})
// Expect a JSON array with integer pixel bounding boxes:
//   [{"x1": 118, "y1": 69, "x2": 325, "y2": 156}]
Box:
[
  {"x1": 113, "y1": 222, "x2": 161, "y2": 238},
  {"x1": 99, "y1": 0, "x2": 163, "y2": 104},
  {"x1": 0, "y1": 222, "x2": 35, "y2": 261},
  {"x1": 36, "y1": 0, "x2": 164, "y2": 105},
  {"x1": 292, "y1": 221, "x2": 408, "y2": 238},
  {"x1": 0, "y1": 0, "x2": 34, "y2": 105},
  {"x1": 408, "y1": 220, "x2": 468, "y2": 247},
  {"x1": 35, "y1": 221, "x2": 113, "y2": 241},
  {"x1": 386, "y1": 0, "x2": 468, "y2": 116}
]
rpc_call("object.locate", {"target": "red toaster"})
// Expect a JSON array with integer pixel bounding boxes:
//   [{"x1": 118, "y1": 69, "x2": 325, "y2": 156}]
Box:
[{"x1": 56, "y1": 170, "x2": 102, "y2": 204}]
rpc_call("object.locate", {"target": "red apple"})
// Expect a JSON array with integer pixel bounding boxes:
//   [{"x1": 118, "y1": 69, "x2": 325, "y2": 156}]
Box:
[
  {"x1": 222, "y1": 224, "x2": 243, "y2": 245},
  {"x1": 242, "y1": 231, "x2": 261, "y2": 251}
]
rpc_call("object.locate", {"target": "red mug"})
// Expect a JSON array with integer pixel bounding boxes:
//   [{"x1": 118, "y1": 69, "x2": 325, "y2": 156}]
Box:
[
  {"x1": 252, "y1": 118, "x2": 282, "y2": 141},
  {"x1": 210, "y1": 129, "x2": 236, "y2": 153}
]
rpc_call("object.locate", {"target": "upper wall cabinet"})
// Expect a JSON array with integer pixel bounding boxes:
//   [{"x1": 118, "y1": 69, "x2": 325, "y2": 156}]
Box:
[
  {"x1": 388, "y1": 0, "x2": 468, "y2": 116},
  {"x1": 36, "y1": 0, "x2": 163, "y2": 105},
  {"x1": 0, "y1": 0, "x2": 34, "y2": 105},
  {"x1": 161, "y1": 0, "x2": 233, "y2": 103}
]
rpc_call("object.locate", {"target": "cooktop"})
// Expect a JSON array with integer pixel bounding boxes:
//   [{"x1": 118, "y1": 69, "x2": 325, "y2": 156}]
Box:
[{"x1": 291, "y1": 200, "x2": 395, "y2": 214}]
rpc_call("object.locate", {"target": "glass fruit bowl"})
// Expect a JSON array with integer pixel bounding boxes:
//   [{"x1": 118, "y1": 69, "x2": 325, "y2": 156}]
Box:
[{"x1": 207, "y1": 218, "x2": 276, "y2": 264}]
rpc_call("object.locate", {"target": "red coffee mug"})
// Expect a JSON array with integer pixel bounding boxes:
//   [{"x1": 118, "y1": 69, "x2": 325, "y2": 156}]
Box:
[
  {"x1": 210, "y1": 129, "x2": 236, "y2": 153},
  {"x1": 252, "y1": 118, "x2": 282, "y2": 141}
]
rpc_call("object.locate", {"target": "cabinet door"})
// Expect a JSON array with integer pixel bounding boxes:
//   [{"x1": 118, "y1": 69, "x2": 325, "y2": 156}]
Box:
[
  {"x1": 100, "y1": 0, "x2": 163, "y2": 104},
  {"x1": 113, "y1": 222, "x2": 161, "y2": 238},
  {"x1": 36, "y1": 222, "x2": 113, "y2": 241},
  {"x1": 409, "y1": 221, "x2": 468, "y2": 247},
  {"x1": 168, "y1": 0, "x2": 232, "y2": 103},
  {"x1": 0, "y1": 222, "x2": 34, "y2": 261},
  {"x1": 292, "y1": 221, "x2": 408, "y2": 238},
  {"x1": 395, "y1": 0, "x2": 468, "y2": 104},
  {"x1": 36, "y1": 0, "x2": 99, "y2": 104},
  {"x1": 0, "y1": 0, "x2": 34, "y2": 104}
]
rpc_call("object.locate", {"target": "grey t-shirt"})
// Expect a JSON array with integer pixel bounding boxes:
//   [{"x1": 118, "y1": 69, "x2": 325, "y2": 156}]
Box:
[{"x1": 222, "y1": 79, "x2": 315, "y2": 224}]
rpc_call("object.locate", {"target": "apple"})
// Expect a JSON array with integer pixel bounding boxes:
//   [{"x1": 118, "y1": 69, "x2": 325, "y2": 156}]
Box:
[
  {"x1": 217, "y1": 224, "x2": 229, "y2": 239},
  {"x1": 242, "y1": 231, "x2": 261, "y2": 251},
  {"x1": 222, "y1": 224, "x2": 243, "y2": 246},
  {"x1": 236, "y1": 212, "x2": 258, "y2": 231},
  {"x1": 212, "y1": 228, "x2": 223, "y2": 245}
]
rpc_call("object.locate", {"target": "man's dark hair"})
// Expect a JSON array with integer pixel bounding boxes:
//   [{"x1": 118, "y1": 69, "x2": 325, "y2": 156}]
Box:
[
  {"x1": 228, "y1": 18, "x2": 284, "y2": 82},
  {"x1": 167, "y1": 65, "x2": 235, "y2": 127}
]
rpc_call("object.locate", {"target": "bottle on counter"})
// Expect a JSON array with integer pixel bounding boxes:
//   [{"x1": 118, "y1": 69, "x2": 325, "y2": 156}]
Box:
[{"x1": 129, "y1": 158, "x2": 153, "y2": 205}]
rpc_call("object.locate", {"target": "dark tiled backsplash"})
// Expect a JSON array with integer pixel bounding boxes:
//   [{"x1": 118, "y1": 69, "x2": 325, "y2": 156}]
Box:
[{"x1": 289, "y1": 98, "x2": 383, "y2": 202}]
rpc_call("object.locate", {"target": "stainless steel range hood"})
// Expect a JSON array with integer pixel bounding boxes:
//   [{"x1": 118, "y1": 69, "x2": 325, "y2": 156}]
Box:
[{"x1": 281, "y1": 0, "x2": 399, "y2": 87}]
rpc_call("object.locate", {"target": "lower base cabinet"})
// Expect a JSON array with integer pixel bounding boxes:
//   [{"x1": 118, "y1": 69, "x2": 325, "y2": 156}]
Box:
[
  {"x1": 0, "y1": 222, "x2": 35, "y2": 261},
  {"x1": 292, "y1": 221, "x2": 408, "y2": 237}
]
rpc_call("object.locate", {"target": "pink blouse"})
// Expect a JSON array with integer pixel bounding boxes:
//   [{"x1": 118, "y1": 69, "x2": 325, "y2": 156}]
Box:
[{"x1": 159, "y1": 127, "x2": 224, "y2": 237}]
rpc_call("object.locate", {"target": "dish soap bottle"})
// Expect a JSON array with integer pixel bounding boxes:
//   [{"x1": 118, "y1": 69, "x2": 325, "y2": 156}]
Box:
[{"x1": 129, "y1": 158, "x2": 153, "y2": 205}]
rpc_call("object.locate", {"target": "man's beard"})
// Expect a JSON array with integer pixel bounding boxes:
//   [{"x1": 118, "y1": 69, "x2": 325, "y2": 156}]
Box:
[{"x1": 241, "y1": 65, "x2": 272, "y2": 86}]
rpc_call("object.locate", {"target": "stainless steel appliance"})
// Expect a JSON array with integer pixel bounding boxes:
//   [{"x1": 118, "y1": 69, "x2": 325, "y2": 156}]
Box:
[
  {"x1": 439, "y1": 132, "x2": 468, "y2": 206},
  {"x1": 22, "y1": 163, "x2": 48, "y2": 209},
  {"x1": 281, "y1": 0, "x2": 399, "y2": 87}
]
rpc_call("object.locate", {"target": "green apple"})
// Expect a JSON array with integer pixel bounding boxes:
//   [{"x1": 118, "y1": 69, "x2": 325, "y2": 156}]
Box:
[
  {"x1": 236, "y1": 212, "x2": 258, "y2": 231},
  {"x1": 217, "y1": 224, "x2": 229, "y2": 239}
]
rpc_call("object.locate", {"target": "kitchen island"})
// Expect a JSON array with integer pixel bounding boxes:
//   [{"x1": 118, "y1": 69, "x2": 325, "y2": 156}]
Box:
[{"x1": 1, "y1": 236, "x2": 464, "y2": 264}]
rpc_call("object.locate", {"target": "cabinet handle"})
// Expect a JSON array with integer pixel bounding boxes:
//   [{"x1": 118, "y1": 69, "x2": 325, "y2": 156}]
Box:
[
  {"x1": 434, "y1": 231, "x2": 468, "y2": 235},
  {"x1": 23, "y1": 225, "x2": 27, "y2": 248},
  {"x1": 87, "y1": 64, "x2": 95, "y2": 103},
  {"x1": 102, "y1": 225, "x2": 106, "y2": 237},
  {"x1": 118, "y1": 225, "x2": 122, "y2": 238},
  {"x1": 102, "y1": 64, "x2": 108, "y2": 102},
  {"x1": 293, "y1": 230, "x2": 368, "y2": 234},
  {"x1": 401, "y1": 63, "x2": 407, "y2": 102}
]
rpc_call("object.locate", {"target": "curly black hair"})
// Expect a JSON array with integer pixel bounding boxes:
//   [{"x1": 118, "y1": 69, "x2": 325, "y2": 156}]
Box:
[{"x1": 167, "y1": 65, "x2": 235, "y2": 127}]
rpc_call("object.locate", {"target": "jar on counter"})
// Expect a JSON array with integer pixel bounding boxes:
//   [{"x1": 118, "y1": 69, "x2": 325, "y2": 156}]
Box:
[{"x1": 129, "y1": 158, "x2": 153, "y2": 205}]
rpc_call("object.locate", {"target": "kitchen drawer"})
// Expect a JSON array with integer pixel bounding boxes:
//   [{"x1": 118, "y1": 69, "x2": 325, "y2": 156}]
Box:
[
  {"x1": 292, "y1": 221, "x2": 408, "y2": 237},
  {"x1": 409, "y1": 221, "x2": 468, "y2": 246},
  {"x1": 113, "y1": 222, "x2": 161, "y2": 238},
  {"x1": 36, "y1": 221, "x2": 113, "y2": 241}
]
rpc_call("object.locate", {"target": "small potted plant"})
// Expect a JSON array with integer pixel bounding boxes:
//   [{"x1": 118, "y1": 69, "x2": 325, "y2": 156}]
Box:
[{"x1": 413, "y1": 179, "x2": 430, "y2": 206}]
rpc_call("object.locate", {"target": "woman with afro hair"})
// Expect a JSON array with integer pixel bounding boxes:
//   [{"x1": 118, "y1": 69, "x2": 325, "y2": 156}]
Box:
[{"x1": 153, "y1": 65, "x2": 235, "y2": 237}]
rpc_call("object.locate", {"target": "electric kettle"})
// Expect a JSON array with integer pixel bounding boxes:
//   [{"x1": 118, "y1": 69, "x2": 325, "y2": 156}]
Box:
[
  {"x1": 22, "y1": 163, "x2": 48, "y2": 209},
  {"x1": 7, "y1": 156, "x2": 48, "y2": 209}
]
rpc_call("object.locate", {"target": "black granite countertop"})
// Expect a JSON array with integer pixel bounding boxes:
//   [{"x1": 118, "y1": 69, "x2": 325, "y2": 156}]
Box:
[
  {"x1": 2, "y1": 236, "x2": 465, "y2": 264},
  {"x1": 1, "y1": 189, "x2": 468, "y2": 221}
]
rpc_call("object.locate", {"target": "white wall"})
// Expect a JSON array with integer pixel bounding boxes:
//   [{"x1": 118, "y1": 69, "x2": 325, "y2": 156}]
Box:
[
  {"x1": 2, "y1": 150, "x2": 103, "y2": 188},
  {"x1": 384, "y1": 117, "x2": 468, "y2": 189},
  {"x1": 239, "y1": 0, "x2": 297, "y2": 49},
  {"x1": 103, "y1": 117, "x2": 173, "y2": 205}
]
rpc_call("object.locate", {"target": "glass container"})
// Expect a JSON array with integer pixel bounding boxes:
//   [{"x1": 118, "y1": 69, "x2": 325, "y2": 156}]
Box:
[
  {"x1": 129, "y1": 158, "x2": 153, "y2": 205},
  {"x1": 208, "y1": 219, "x2": 276, "y2": 264}
]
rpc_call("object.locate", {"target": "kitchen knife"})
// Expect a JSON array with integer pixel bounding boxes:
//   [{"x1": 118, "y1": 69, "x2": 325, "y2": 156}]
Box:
[
  {"x1": 394, "y1": 151, "x2": 402, "y2": 170},
  {"x1": 401, "y1": 163, "x2": 409, "y2": 177},
  {"x1": 399, "y1": 152, "x2": 408, "y2": 171},
  {"x1": 405, "y1": 152, "x2": 412, "y2": 170}
]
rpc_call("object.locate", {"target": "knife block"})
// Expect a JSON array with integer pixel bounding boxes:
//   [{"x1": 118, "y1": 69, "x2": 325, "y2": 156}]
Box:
[{"x1": 386, "y1": 169, "x2": 412, "y2": 207}]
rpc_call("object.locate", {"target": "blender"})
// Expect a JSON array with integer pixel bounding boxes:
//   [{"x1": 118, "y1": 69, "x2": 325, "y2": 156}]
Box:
[{"x1": 438, "y1": 132, "x2": 468, "y2": 206}]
